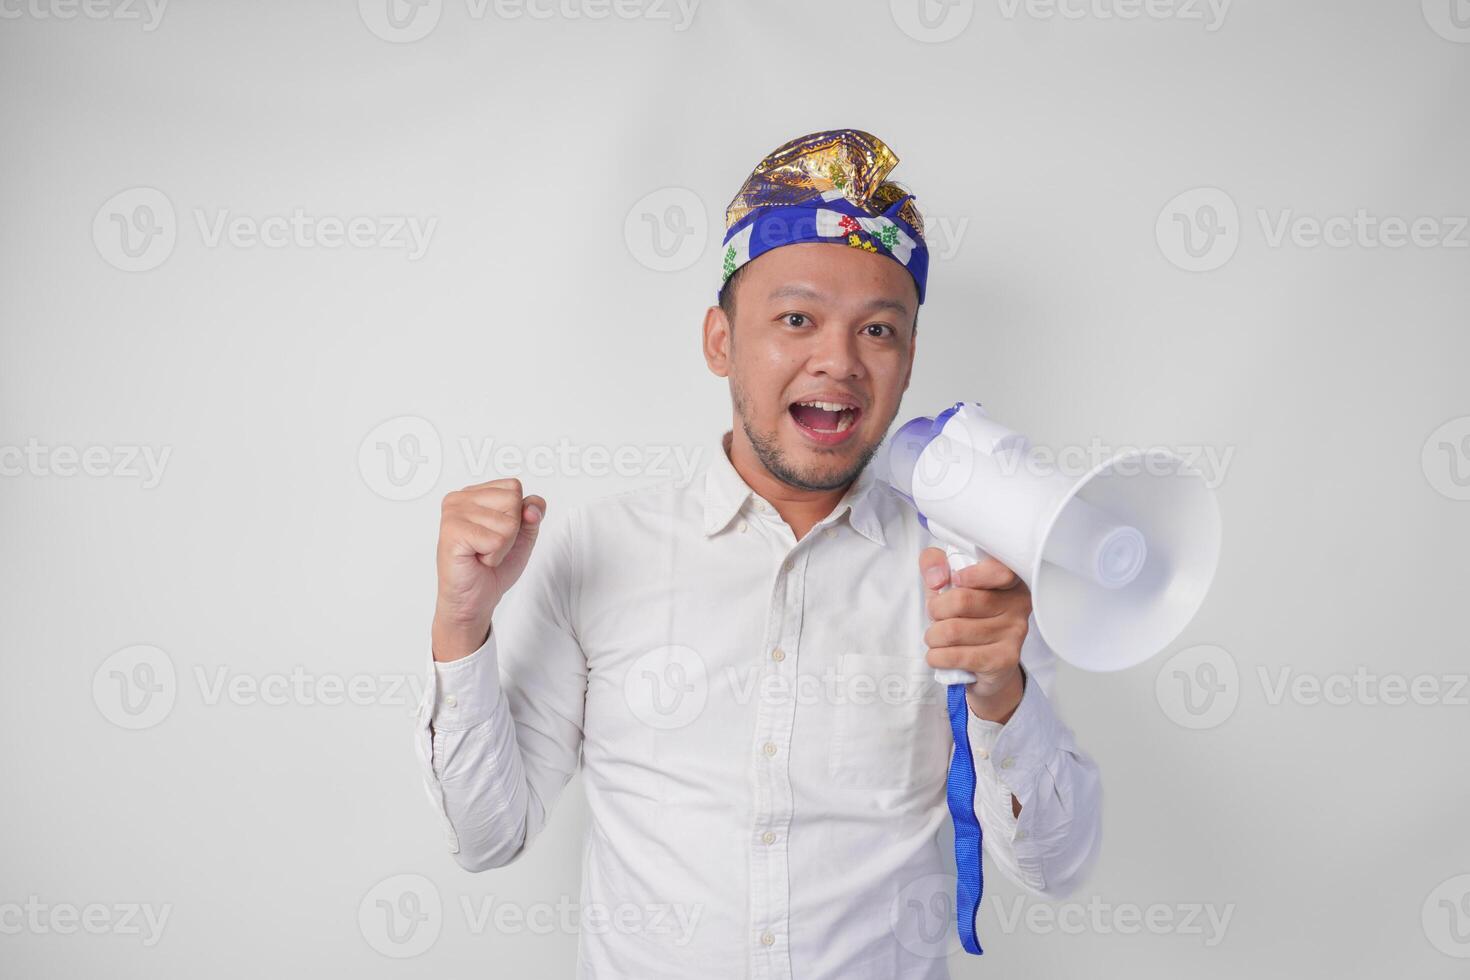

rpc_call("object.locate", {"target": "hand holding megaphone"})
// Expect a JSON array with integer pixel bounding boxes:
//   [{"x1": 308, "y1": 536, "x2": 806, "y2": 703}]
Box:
[{"x1": 883, "y1": 401, "x2": 1222, "y2": 679}]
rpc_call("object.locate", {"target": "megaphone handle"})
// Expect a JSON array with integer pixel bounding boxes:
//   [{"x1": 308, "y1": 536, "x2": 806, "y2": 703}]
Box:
[{"x1": 933, "y1": 543, "x2": 987, "y2": 687}]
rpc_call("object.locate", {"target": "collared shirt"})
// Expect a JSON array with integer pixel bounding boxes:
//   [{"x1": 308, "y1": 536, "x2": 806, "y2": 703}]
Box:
[{"x1": 414, "y1": 429, "x2": 1102, "y2": 979}]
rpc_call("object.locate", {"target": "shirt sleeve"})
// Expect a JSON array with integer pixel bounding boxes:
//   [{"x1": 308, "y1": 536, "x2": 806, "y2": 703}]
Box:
[
  {"x1": 413, "y1": 506, "x2": 589, "y2": 872},
  {"x1": 963, "y1": 614, "x2": 1103, "y2": 899}
]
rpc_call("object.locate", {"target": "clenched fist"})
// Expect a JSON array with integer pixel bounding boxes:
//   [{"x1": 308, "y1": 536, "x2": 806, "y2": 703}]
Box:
[
  {"x1": 919, "y1": 547, "x2": 1031, "y2": 724},
  {"x1": 431, "y1": 477, "x2": 546, "y2": 663}
]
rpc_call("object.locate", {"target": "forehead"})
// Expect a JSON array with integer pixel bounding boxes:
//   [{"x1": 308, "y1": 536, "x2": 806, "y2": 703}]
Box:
[{"x1": 736, "y1": 242, "x2": 918, "y2": 316}]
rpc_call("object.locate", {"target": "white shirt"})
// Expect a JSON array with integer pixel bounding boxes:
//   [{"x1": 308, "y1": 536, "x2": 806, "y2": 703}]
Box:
[{"x1": 414, "y1": 430, "x2": 1102, "y2": 979}]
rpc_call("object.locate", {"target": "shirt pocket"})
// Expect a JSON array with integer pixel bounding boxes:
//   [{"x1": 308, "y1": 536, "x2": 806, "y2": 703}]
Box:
[{"x1": 828, "y1": 653, "x2": 951, "y2": 794}]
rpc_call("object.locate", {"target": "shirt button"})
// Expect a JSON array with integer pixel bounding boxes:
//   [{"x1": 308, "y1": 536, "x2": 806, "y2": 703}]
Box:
[
  {"x1": 1000, "y1": 756, "x2": 1016, "y2": 770},
  {"x1": 762, "y1": 742, "x2": 777, "y2": 757},
  {"x1": 761, "y1": 831, "x2": 777, "y2": 845},
  {"x1": 771, "y1": 647, "x2": 785, "y2": 662},
  {"x1": 824, "y1": 527, "x2": 836, "y2": 538},
  {"x1": 783, "y1": 560, "x2": 794, "y2": 572},
  {"x1": 974, "y1": 747, "x2": 989, "y2": 760},
  {"x1": 760, "y1": 932, "x2": 775, "y2": 946},
  {"x1": 444, "y1": 694, "x2": 458, "y2": 708},
  {"x1": 738, "y1": 520, "x2": 748, "y2": 533},
  {"x1": 1015, "y1": 829, "x2": 1028, "y2": 841}
]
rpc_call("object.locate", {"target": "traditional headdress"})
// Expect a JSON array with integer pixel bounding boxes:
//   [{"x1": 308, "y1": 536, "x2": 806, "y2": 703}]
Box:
[{"x1": 718, "y1": 129, "x2": 930, "y2": 304}]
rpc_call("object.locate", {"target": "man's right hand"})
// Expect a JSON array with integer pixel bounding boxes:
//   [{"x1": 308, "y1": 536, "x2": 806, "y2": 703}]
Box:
[{"x1": 431, "y1": 477, "x2": 547, "y2": 662}]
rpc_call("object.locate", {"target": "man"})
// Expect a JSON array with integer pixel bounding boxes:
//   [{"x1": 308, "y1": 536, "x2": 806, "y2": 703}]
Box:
[{"x1": 414, "y1": 129, "x2": 1102, "y2": 978}]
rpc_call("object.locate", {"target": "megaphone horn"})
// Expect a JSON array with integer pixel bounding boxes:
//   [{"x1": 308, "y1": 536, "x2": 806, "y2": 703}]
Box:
[{"x1": 881, "y1": 401, "x2": 1222, "y2": 678}]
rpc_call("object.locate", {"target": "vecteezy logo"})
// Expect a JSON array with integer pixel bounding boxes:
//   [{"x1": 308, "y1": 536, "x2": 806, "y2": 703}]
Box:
[
  {"x1": 890, "y1": 872, "x2": 961, "y2": 959},
  {"x1": 359, "y1": 0, "x2": 443, "y2": 42},
  {"x1": 623, "y1": 188, "x2": 708, "y2": 273},
  {"x1": 358, "y1": 874, "x2": 442, "y2": 958},
  {"x1": 358, "y1": 416, "x2": 443, "y2": 501},
  {"x1": 93, "y1": 645, "x2": 177, "y2": 730},
  {"x1": 1422, "y1": 415, "x2": 1470, "y2": 501},
  {"x1": 910, "y1": 430, "x2": 975, "y2": 504},
  {"x1": 1155, "y1": 643, "x2": 1238, "y2": 729},
  {"x1": 1423, "y1": 0, "x2": 1470, "y2": 42},
  {"x1": 1423, "y1": 874, "x2": 1470, "y2": 957},
  {"x1": 624, "y1": 645, "x2": 708, "y2": 730},
  {"x1": 890, "y1": 0, "x2": 974, "y2": 42},
  {"x1": 1156, "y1": 187, "x2": 1239, "y2": 272},
  {"x1": 93, "y1": 187, "x2": 177, "y2": 272}
]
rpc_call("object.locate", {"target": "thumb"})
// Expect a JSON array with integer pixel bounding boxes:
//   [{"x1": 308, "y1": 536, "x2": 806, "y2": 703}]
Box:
[
  {"x1": 480, "y1": 495, "x2": 547, "y2": 571},
  {"x1": 514, "y1": 495, "x2": 547, "y2": 551},
  {"x1": 919, "y1": 546, "x2": 950, "y2": 592}
]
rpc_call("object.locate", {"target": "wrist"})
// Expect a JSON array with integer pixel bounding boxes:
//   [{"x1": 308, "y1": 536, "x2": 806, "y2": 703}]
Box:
[
  {"x1": 431, "y1": 607, "x2": 492, "y2": 663},
  {"x1": 965, "y1": 667, "x2": 1024, "y2": 724}
]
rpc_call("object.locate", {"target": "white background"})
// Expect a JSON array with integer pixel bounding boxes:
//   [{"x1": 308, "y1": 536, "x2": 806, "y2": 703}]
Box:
[{"x1": 2, "y1": 0, "x2": 1468, "y2": 976}]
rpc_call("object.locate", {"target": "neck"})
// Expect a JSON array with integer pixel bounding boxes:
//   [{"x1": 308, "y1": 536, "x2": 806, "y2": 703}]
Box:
[{"x1": 724, "y1": 427, "x2": 851, "y2": 541}]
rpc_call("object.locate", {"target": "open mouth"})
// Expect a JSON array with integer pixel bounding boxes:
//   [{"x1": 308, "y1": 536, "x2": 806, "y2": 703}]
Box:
[{"x1": 788, "y1": 398, "x2": 862, "y2": 445}]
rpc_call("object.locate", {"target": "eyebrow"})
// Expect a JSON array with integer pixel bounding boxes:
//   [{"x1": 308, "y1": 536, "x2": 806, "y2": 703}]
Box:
[{"x1": 767, "y1": 284, "x2": 911, "y2": 318}]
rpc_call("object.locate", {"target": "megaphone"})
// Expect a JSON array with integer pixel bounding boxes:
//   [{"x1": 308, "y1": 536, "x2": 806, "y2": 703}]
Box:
[{"x1": 882, "y1": 401, "x2": 1222, "y2": 682}]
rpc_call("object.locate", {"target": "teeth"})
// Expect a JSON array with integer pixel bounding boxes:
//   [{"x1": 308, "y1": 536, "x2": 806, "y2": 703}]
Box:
[
  {"x1": 835, "y1": 412, "x2": 854, "y2": 432},
  {"x1": 796, "y1": 400, "x2": 854, "y2": 413}
]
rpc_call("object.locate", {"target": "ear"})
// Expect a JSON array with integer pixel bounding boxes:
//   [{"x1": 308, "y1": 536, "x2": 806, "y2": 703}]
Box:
[{"x1": 702, "y1": 305, "x2": 732, "y2": 378}]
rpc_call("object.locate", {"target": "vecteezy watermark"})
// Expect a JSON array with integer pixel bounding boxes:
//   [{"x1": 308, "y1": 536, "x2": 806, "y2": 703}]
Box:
[
  {"x1": 459, "y1": 894, "x2": 703, "y2": 945},
  {"x1": 1158, "y1": 187, "x2": 1470, "y2": 272},
  {"x1": 1156, "y1": 187, "x2": 1240, "y2": 273},
  {"x1": 0, "y1": 439, "x2": 171, "y2": 488},
  {"x1": 1157, "y1": 644, "x2": 1470, "y2": 730},
  {"x1": 996, "y1": 0, "x2": 1230, "y2": 30},
  {"x1": 1258, "y1": 666, "x2": 1469, "y2": 709},
  {"x1": 1421, "y1": 415, "x2": 1470, "y2": 502},
  {"x1": 1424, "y1": 874, "x2": 1470, "y2": 958},
  {"x1": 0, "y1": 897, "x2": 172, "y2": 947},
  {"x1": 890, "y1": 0, "x2": 975, "y2": 43},
  {"x1": 625, "y1": 187, "x2": 708, "y2": 273},
  {"x1": 889, "y1": 872, "x2": 1234, "y2": 958},
  {"x1": 1257, "y1": 209, "x2": 1470, "y2": 251},
  {"x1": 723, "y1": 662, "x2": 942, "y2": 711},
  {"x1": 93, "y1": 187, "x2": 437, "y2": 272},
  {"x1": 92, "y1": 645, "x2": 428, "y2": 730},
  {"x1": 624, "y1": 645, "x2": 709, "y2": 730},
  {"x1": 359, "y1": 874, "x2": 443, "y2": 958},
  {"x1": 357, "y1": 873, "x2": 704, "y2": 957},
  {"x1": 358, "y1": 415, "x2": 706, "y2": 502},
  {"x1": 1155, "y1": 644, "x2": 1239, "y2": 730},
  {"x1": 0, "y1": 0, "x2": 167, "y2": 29},
  {"x1": 93, "y1": 645, "x2": 178, "y2": 730},
  {"x1": 991, "y1": 894, "x2": 1235, "y2": 946},
  {"x1": 1422, "y1": 0, "x2": 1470, "y2": 43},
  {"x1": 358, "y1": 0, "x2": 698, "y2": 43},
  {"x1": 359, "y1": 416, "x2": 443, "y2": 502}
]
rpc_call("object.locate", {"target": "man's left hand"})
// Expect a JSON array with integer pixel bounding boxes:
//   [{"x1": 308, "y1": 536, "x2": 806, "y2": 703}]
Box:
[{"x1": 920, "y1": 547, "x2": 1031, "y2": 724}]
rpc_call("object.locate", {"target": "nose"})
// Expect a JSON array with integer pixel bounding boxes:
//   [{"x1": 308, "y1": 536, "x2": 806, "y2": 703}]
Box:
[{"x1": 807, "y1": 324, "x2": 863, "y2": 380}]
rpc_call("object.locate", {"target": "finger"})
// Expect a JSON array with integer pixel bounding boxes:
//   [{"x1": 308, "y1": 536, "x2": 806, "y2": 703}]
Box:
[
  {"x1": 441, "y1": 517, "x2": 510, "y2": 562},
  {"x1": 456, "y1": 487, "x2": 528, "y2": 518},
  {"x1": 521, "y1": 494, "x2": 546, "y2": 524},
  {"x1": 918, "y1": 547, "x2": 950, "y2": 592},
  {"x1": 924, "y1": 615, "x2": 1019, "y2": 650},
  {"x1": 952, "y1": 556, "x2": 1022, "y2": 591},
  {"x1": 926, "y1": 586, "x2": 1007, "y2": 622},
  {"x1": 457, "y1": 476, "x2": 524, "y2": 495},
  {"x1": 925, "y1": 643, "x2": 1016, "y2": 674}
]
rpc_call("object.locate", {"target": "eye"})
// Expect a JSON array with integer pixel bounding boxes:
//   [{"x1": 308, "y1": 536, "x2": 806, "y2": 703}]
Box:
[
  {"x1": 863, "y1": 323, "x2": 895, "y2": 338},
  {"x1": 781, "y1": 313, "x2": 809, "y2": 328}
]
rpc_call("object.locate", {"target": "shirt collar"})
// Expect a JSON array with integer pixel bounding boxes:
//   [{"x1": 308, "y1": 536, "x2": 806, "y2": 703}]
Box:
[{"x1": 701, "y1": 430, "x2": 887, "y2": 546}]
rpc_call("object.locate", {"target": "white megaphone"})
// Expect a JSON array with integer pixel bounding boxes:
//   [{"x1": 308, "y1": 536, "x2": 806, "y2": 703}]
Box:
[{"x1": 881, "y1": 401, "x2": 1222, "y2": 682}]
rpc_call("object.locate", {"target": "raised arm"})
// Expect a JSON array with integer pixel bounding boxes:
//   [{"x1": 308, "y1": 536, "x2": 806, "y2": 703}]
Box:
[{"x1": 413, "y1": 480, "x2": 588, "y2": 871}]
